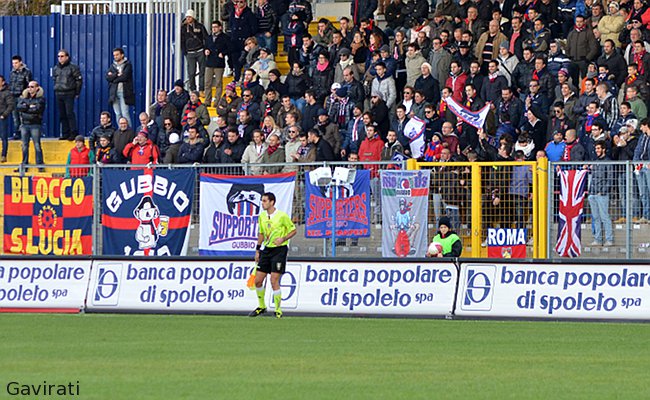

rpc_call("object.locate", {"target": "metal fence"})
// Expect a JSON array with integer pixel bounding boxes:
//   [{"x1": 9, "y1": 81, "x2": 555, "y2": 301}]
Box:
[
  {"x1": 0, "y1": 161, "x2": 403, "y2": 257},
  {"x1": 548, "y1": 161, "x2": 650, "y2": 259},
  {"x1": 415, "y1": 160, "x2": 547, "y2": 258}
]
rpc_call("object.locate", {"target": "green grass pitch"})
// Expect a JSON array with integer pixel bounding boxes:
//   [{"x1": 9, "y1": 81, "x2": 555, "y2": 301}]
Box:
[{"x1": 1, "y1": 314, "x2": 649, "y2": 399}]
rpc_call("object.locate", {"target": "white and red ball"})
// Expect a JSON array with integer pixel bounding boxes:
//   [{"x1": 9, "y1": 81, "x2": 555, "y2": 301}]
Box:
[{"x1": 427, "y1": 242, "x2": 443, "y2": 257}]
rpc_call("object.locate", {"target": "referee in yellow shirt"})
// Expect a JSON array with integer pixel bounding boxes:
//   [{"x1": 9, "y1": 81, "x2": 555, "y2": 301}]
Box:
[{"x1": 250, "y1": 192, "x2": 297, "y2": 318}]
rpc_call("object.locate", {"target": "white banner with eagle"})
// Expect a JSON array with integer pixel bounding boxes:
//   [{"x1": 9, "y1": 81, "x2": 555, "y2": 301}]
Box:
[{"x1": 198, "y1": 172, "x2": 296, "y2": 256}]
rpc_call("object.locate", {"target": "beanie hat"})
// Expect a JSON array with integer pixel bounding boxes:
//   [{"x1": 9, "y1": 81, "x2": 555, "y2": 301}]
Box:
[{"x1": 438, "y1": 216, "x2": 452, "y2": 229}]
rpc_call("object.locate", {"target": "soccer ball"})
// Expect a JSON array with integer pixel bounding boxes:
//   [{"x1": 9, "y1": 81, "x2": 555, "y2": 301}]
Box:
[{"x1": 427, "y1": 242, "x2": 443, "y2": 257}]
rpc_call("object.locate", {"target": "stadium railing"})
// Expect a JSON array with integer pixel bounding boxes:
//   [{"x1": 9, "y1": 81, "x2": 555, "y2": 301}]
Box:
[
  {"x1": 548, "y1": 161, "x2": 650, "y2": 260},
  {"x1": 0, "y1": 161, "x2": 403, "y2": 257}
]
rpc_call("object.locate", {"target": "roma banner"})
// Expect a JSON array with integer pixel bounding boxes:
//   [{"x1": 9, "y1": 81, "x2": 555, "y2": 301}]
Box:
[
  {"x1": 487, "y1": 228, "x2": 527, "y2": 258},
  {"x1": 380, "y1": 170, "x2": 429, "y2": 257},
  {"x1": 102, "y1": 168, "x2": 195, "y2": 256},
  {"x1": 305, "y1": 169, "x2": 370, "y2": 239},
  {"x1": 198, "y1": 172, "x2": 296, "y2": 256},
  {"x1": 3, "y1": 176, "x2": 93, "y2": 255}
]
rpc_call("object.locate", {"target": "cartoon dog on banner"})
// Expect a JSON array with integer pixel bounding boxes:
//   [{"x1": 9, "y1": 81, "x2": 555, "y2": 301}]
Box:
[
  {"x1": 390, "y1": 197, "x2": 420, "y2": 257},
  {"x1": 133, "y1": 195, "x2": 169, "y2": 250}
]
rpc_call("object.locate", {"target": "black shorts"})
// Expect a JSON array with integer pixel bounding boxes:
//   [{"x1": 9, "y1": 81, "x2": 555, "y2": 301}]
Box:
[{"x1": 257, "y1": 246, "x2": 288, "y2": 274}]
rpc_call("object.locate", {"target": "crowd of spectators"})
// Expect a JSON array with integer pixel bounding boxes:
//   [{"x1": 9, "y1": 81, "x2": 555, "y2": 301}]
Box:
[{"x1": 4, "y1": 0, "x2": 650, "y2": 230}]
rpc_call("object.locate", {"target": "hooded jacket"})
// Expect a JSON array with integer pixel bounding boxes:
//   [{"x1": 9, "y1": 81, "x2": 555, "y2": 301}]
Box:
[{"x1": 16, "y1": 86, "x2": 45, "y2": 125}]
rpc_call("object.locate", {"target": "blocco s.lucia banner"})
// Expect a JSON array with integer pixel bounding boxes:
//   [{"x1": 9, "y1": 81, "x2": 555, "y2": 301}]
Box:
[
  {"x1": 0, "y1": 259, "x2": 92, "y2": 311},
  {"x1": 86, "y1": 259, "x2": 457, "y2": 316},
  {"x1": 198, "y1": 172, "x2": 296, "y2": 256},
  {"x1": 380, "y1": 170, "x2": 430, "y2": 257},
  {"x1": 305, "y1": 170, "x2": 370, "y2": 239},
  {"x1": 456, "y1": 262, "x2": 650, "y2": 319},
  {"x1": 102, "y1": 168, "x2": 195, "y2": 256},
  {"x1": 3, "y1": 176, "x2": 93, "y2": 255}
]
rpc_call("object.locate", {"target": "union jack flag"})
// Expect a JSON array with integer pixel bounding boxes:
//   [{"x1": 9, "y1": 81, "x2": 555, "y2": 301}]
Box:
[{"x1": 555, "y1": 169, "x2": 589, "y2": 258}]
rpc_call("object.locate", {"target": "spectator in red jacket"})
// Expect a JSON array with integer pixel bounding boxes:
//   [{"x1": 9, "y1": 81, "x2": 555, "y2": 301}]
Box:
[
  {"x1": 122, "y1": 130, "x2": 160, "y2": 167},
  {"x1": 66, "y1": 135, "x2": 95, "y2": 177},
  {"x1": 359, "y1": 123, "x2": 384, "y2": 222}
]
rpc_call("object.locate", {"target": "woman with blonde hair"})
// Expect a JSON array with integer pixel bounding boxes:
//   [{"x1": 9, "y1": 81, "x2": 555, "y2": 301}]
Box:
[{"x1": 261, "y1": 115, "x2": 282, "y2": 143}]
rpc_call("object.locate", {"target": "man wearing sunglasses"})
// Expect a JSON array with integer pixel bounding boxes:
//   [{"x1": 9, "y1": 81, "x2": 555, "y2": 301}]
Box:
[{"x1": 53, "y1": 49, "x2": 82, "y2": 141}]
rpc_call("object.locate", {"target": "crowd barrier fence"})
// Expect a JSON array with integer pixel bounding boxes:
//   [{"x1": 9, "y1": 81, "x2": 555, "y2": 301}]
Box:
[{"x1": 548, "y1": 161, "x2": 650, "y2": 260}]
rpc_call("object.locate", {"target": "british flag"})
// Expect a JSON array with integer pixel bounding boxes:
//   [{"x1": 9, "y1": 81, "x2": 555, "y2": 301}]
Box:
[{"x1": 555, "y1": 169, "x2": 589, "y2": 258}]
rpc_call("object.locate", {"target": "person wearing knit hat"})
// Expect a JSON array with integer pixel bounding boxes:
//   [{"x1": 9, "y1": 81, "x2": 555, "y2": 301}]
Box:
[
  {"x1": 335, "y1": 86, "x2": 349, "y2": 98},
  {"x1": 169, "y1": 78, "x2": 189, "y2": 118},
  {"x1": 181, "y1": 8, "x2": 208, "y2": 93},
  {"x1": 427, "y1": 216, "x2": 462, "y2": 257},
  {"x1": 414, "y1": 62, "x2": 440, "y2": 104}
]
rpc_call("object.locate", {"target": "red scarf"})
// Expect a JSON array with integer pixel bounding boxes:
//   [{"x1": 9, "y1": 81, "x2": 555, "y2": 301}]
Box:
[
  {"x1": 182, "y1": 100, "x2": 202, "y2": 126},
  {"x1": 439, "y1": 99, "x2": 448, "y2": 115},
  {"x1": 267, "y1": 143, "x2": 280, "y2": 155},
  {"x1": 574, "y1": 24, "x2": 585, "y2": 32},
  {"x1": 634, "y1": 51, "x2": 646, "y2": 75},
  {"x1": 627, "y1": 73, "x2": 638, "y2": 86},
  {"x1": 234, "y1": 4, "x2": 245, "y2": 17}
]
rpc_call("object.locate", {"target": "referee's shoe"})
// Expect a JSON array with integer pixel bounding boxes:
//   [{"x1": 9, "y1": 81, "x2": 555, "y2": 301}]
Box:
[{"x1": 249, "y1": 307, "x2": 267, "y2": 317}]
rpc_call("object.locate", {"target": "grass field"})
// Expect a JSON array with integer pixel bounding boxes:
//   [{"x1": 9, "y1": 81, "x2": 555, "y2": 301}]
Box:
[{"x1": 1, "y1": 314, "x2": 649, "y2": 399}]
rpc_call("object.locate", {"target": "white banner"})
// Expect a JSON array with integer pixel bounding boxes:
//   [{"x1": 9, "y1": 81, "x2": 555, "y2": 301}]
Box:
[
  {"x1": 86, "y1": 259, "x2": 457, "y2": 316},
  {"x1": 444, "y1": 97, "x2": 490, "y2": 129},
  {"x1": 198, "y1": 172, "x2": 296, "y2": 256},
  {"x1": 0, "y1": 259, "x2": 92, "y2": 311},
  {"x1": 456, "y1": 263, "x2": 650, "y2": 319},
  {"x1": 404, "y1": 117, "x2": 426, "y2": 159}
]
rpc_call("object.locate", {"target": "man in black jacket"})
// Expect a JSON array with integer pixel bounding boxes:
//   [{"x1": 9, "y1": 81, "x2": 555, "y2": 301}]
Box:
[
  {"x1": 256, "y1": 0, "x2": 278, "y2": 53},
  {"x1": 205, "y1": 21, "x2": 231, "y2": 106},
  {"x1": 53, "y1": 49, "x2": 82, "y2": 141},
  {"x1": 181, "y1": 10, "x2": 209, "y2": 93},
  {"x1": 219, "y1": 128, "x2": 246, "y2": 163},
  {"x1": 178, "y1": 126, "x2": 207, "y2": 164},
  {"x1": 106, "y1": 48, "x2": 135, "y2": 127},
  {"x1": 89, "y1": 112, "x2": 116, "y2": 153},
  {"x1": 16, "y1": 80, "x2": 45, "y2": 166},
  {"x1": 301, "y1": 90, "x2": 320, "y2": 133},
  {"x1": 351, "y1": 0, "x2": 377, "y2": 26},
  {"x1": 342, "y1": 67, "x2": 365, "y2": 106},
  {"x1": 308, "y1": 128, "x2": 335, "y2": 161},
  {"x1": 9, "y1": 55, "x2": 32, "y2": 140}
]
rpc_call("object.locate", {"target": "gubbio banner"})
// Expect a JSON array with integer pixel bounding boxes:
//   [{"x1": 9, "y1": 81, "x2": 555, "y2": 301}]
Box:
[
  {"x1": 380, "y1": 170, "x2": 430, "y2": 257},
  {"x1": 198, "y1": 172, "x2": 296, "y2": 256},
  {"x1": 305, "y1": 169, "x2": 371, "y2": 239},
  {"x1": 101, "y1": 168, "x2": 195, "y2": 256},
  {"x1": 3, "y1": 176, "x2": 93, "y2": 255}
]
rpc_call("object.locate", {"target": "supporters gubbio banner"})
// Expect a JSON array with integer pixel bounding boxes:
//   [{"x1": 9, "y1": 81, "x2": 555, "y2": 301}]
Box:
[
  {"x1": 198, "y1": 172, "x2": 296, "y2": 256},
  {"x1": 380, "y1": 171, "x2": 430, "y2": 257},
  {"x1": 101, "y1": 168, "x2": 195, "y2": 256},
  {"x1": 304, "y1": 169, "x2": 371, "y2": 239},
  {"x1": 3, "y1": 176, "x2": 93, "y2": 255}
]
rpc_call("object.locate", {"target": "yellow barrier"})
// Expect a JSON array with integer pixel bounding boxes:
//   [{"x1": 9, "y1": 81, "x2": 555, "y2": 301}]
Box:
[{"x1": 410, "y1": 160, "x2": 548, "y2": 258}]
